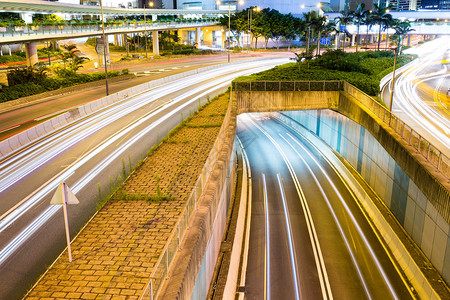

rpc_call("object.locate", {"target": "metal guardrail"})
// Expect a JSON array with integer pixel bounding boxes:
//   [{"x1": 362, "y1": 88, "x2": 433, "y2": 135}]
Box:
[
  {"x1": 233, "y1": 80, "x2": 344, "y2": 92},
  {"x1": 232, "y1": 80, "x2": 449, "y2": 181},
  {"x1": 0, "y1": 20, "x2": 215, "y2": 38},
  {"x1": 139, "y1": 106, "x2": 232, "y2": 300}
]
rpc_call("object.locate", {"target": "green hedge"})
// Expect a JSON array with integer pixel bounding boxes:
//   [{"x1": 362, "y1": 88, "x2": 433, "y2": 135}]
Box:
[
  {"x1": 0, "y1": 70, "x2": 121, "y2": 103},
  {"x1": 234, "y1": 50, "x2": 415, "y2": 96}
]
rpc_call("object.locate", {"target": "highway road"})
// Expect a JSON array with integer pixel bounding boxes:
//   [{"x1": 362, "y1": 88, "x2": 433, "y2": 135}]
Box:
[
  {"x1": 0, "y1": 52, "x2": 284, "y2": 140},
  {"x1": 237, "y1": 113, "x2": 414, "y2": 299},
  {"x1": 0, "y1": 57, "x2": 289, "y2": 300},
  {"x1": 383, "y1": 37, "x2": 450, "y2": 156}
]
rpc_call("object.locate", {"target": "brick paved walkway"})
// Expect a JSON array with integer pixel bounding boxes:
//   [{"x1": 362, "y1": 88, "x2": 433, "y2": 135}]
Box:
[{"x1": 25, "y1": 94, "x2": 229, "y2": 300}]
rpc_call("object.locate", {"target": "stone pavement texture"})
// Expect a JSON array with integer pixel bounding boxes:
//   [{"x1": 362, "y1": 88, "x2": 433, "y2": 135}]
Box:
[{"x1": 25, "y1": 93, "x2": 230, "y2": 300}]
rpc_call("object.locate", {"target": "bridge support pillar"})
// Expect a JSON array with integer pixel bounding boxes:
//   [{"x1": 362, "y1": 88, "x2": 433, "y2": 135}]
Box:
[
  {"x1": 407, "y1": 34, "x2": 411, "y2": 46},
  {"x1": 202, "y1": 28, "x2": 213, "y2": 47},
  {"x1": 196, "y1": 27, "x2": 201, "y2": 46},
  {"x1": 152, "y1": 31, "x2": 159, "y2": 56},
  {"x1": 24, "y1": 42, "x2": 38, "y2": 67}
]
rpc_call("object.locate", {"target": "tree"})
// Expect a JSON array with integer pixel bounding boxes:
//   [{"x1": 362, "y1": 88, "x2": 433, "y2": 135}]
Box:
[
  {"x1": 54, "y1": 44, "x2": 89, "y2": 76},
  {"x1": 391, "y1": 20, "x2": 414, "y2": 54},
  {"x1": 363, "y1": 11, "x2": 375, "y2": 47},
  {"x1": 311, "y1": 14, "x2": 328, "y2": 56},
  {"x1": 352, "y1": 2, "x2": 368, "y2": 52},
  {"x1": 371, "y1": 3, "x2": 394, "y2": 51},
  {"x1": 218, "y1": 10, "x2": 247, "y2": 48},
  {"x1": 334, "y1": 8, "x2": 353, "y2": 52},
  {"x1": 248, "y1": 7, "x2": 264, "y2": 49}
]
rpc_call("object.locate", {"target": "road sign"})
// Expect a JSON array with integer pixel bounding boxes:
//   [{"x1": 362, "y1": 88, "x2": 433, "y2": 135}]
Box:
[
  {"x1": 50, "y1": 182, "x2": 79, "y2": 205},
  {"x1": 320, "y1": 38, "x2": 330, "y2": 45},
  {"x1": 95, "y1": 37, "x2": 105, "y2": 55},
  {"x1": 51, "y1": 182, "x2": 79, "y2": 262}
]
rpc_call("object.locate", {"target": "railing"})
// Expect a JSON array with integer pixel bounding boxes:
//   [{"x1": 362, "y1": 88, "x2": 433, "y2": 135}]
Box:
[
  {"x1": 233, "y1": 80, "x2": 344, "y2": 92},
  {"x1": 0, "y1": 20, "x2": 216, "y2": 38},
  {"x1": 139, "y1": 104, "x2": 233, "y2": 300},
  {"x1": 232, "y1": 80, "x2": 449, "y2": 180}
]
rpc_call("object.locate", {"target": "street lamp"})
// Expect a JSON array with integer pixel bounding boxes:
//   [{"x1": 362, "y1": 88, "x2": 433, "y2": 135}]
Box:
[
  {"x1": 99, "y1": 0, "x2": 109, "y2": 96},
  {"x1": 247, "y1": 6, "x2": 260, "y2": 52},
  {"x1": 144, "y1": 1, "x2": 153, "y2": 61},
  {"x1": 216, "y1": 0, "x2": 244, "y2": 63},
  {"x1": 301, "y1": 3, "x2": 321, "y2": 54}
]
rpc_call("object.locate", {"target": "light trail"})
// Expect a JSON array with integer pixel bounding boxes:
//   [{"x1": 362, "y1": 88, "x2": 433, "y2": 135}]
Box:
[
  {"x1": 276, "y1": 173, "x2": 301, "y2": 300},
  {"x1": 280, "y1": 134, "x2": 373, "y2": 300},
  {"x1": 389, "y1": 37, "x2": 450, "y2": 153},
  {"x1": 262, "y1": 174, "x2": 271, "y2": 300},
  {"x1": 0, "y1": 58, "x2": 289, "y2": 269},
  {"x1": 247, "y1": 115, "x2": 333, "y2": 300},
  {"x1": 285, "y1": 131, "x2": 400, "y2": 300}
]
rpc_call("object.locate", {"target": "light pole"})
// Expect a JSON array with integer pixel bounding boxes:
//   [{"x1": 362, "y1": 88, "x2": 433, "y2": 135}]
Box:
[
  {"x1": 247, "y1": 6, "x2": 260, "y2": 52},
  {"x1": 301, "y1": 3, "x2": 321, "y2": 54},
  {"x1": 389, "y1": 46, "x2": 398, "y2": 112},
  {"x1": 99, "y1": 0, "x2": 109, "y2": 96},
  {"x1": 216, "y1": 0, "x2": 244, "y2": 63},
  {"x1": 144, "y1": 1, "x2": 153, "y2": 61}
]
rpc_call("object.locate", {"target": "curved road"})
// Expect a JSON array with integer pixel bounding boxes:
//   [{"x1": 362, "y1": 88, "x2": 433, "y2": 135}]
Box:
[
  {"x1": 384, "y1": 37, "x2": 450, "y2": 156},
  {"x1": 0, "y1": 57, "x2": 289, "y2": 299},
  {"x1": 237, "y1": 113, "x2": 414, "y2": 299}
]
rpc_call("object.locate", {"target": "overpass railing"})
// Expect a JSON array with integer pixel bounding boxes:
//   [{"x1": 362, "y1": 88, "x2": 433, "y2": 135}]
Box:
[
  {"x1": 0, "y1": 20, "x2": 216, "y2": 38},
  {"x1": 232, "y1": 80, "x2": 449, "y2": 180}
]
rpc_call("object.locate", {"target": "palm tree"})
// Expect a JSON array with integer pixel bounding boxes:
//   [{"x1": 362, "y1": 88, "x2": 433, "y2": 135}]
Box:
[
  {"x1": 392, "y1": 20, "x2": 414, "y2": 54},
  {"x1": 363, "y1": 11, "x2": 375, "y2": 47},
  {"x1": 312, "y1": 15, "x2": 329, "y2": 56},
  {"x1": 371, "y1": 3, "x2": 394, "y2": 51},
  {"x1": 334, "y1": 8, "x2": 353, "y2": 52},
  {"x1": 352, "y1": 2, "x2": 367, "y2": 52}
]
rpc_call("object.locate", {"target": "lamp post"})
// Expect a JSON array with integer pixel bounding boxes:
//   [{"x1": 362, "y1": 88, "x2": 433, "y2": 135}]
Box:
[
  {"x1": 144, "y1": 1, "x2": 153, "y2": 61},
  {"x1": 247, "y1": 6, "x2": 260, "y2": 52},
  {"x1": 301, "y1": 3, "x2": 321, "y2": 54},
  {"x1": 389, "y1": 46, "x2": 398, "y2": 112},
  {"x1": 99, "y1": 0, "x2": 109, "y2": 96},
  {"x1": 216, "y1": 0, "x2": 244, "y2": 63}
]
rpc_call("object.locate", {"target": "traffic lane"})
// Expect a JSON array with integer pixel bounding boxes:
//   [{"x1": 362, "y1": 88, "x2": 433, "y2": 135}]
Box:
[
  {"x1": 0, "y1": 59, "x2": 271, "y2": 215},
  {"x1": 238, "y1": 115, "x2": 324, "y2": 299},
  {"x1": 242, "y1": 113, "x2": 413, "y2": 299},
  {"x1": 256, "y1": 116, "x2": 367, "y2": 299},
  {"x1": 0, "y1": 53, "x2": 290, "y2": 139},
  {"x1": 271, "y1": 116, "x2": 413, "y2": 299}
]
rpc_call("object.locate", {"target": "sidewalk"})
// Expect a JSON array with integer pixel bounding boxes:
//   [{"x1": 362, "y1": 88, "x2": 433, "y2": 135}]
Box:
[{"x1": 24, "y1": 93, "x2": 230, "y2": 300}]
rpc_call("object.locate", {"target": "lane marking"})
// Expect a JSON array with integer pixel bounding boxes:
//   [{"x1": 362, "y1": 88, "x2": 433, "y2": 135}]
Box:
[
  {"x1": 285, "y1": 132, "x2": 399, "y2": 300},
  {"x1": 0, "y1": 124, "x2": 20, "y2": 134},
  {"x1": 281, "y1": 134, "x2": 372, "y2": 300},
  {"x1": 262, "y1": 173, "x2": 270, "y2": 300},
  {"x1": 249, "y1": 116, "x2": 332, "y2": 300},
  {"x1": 276, "y1": 174, "x2": 300, "y2": 300}
]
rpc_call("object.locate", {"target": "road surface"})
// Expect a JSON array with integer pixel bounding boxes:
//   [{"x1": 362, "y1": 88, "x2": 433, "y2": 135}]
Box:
[
  {"x1": 383, "y1": 37, "x2": 450, "y2": 157},
  {"x1": 237, "y1": 112, "x2": 414, "y2": 299}
]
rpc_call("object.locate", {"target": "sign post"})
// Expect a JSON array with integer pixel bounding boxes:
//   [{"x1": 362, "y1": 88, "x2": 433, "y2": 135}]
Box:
[{"x1": 50, "y1": 182, "x2": 79, "y2": 262}]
